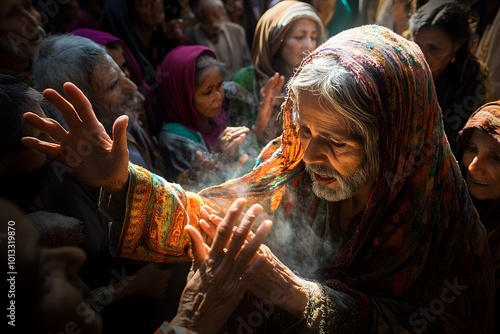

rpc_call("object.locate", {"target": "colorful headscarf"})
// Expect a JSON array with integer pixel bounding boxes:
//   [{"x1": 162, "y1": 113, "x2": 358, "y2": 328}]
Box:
[
  {"x1": 457, "y1": 100, "x2": 500, "y2": 146},
  {"x1": 251, "y1": 0, "x2": 325, "y2": 81},
  {"x1": 156, "y1": 45, "x2": 228, "y2": 151}
]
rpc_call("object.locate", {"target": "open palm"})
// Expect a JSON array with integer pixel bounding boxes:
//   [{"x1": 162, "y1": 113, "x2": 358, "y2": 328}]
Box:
[{"x1": 21, "y1": 82, "x2": 130, "y2": 194}]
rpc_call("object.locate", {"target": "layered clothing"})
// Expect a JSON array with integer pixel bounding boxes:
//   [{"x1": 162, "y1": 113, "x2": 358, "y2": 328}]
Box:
[{"x1": 103, "y1": 25, "x2": 494, "y2": 332}]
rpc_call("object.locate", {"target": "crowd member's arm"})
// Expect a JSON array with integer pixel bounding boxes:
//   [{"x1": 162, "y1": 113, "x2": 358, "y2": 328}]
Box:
[
  {"x1": 22, "y1": 82, "x2": 130, "y2": 201},
  {"x1": 21, "y1": 82, "x2": 209, "y2": 263}
]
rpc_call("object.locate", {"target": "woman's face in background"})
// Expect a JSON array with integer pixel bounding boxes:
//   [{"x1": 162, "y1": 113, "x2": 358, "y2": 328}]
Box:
[
  {"x1": 413, "y1": 26, "x2": 457, "y2": 80},
  {"x1": 279, "y1": 18, "x2": 318, "y2": 74},
  {"x1": 133, "y1": 0, "x2": 165, "y2": 27},
  {"x1": 462, "y1": 129, "x2": 500, "y2": 200},
  {"x1": 193, "y1": 65, "x2": 225, "y2": 120}
]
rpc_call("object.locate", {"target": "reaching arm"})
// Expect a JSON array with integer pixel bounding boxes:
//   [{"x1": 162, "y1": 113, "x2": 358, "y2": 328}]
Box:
[{"x1": 21, "y1": 82, "x2": 130, "y2": 200}]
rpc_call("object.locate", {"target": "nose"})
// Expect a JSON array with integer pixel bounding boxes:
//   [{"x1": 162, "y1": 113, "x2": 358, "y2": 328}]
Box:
[
  {"x1": 42, "y1": 247, "x2": 86, "y2": 280},
  {"x1": 122, "y1": 74, "x2": 138, "y2": 94},
  {"x1": 301, "y1": 137, "x2": 326, "y2": 165},
  {"x1": 304, "y1": 36, "x2": 316, "y2": 52},
  {"x1": 468, "y1": 155, "x2": 485, "y2": 175},
  {"x1": 217, "y1": 85, "x2": 225, "y2": 101}
]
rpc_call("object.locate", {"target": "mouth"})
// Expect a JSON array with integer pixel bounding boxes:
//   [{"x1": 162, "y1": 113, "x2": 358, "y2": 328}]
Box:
[
  {"x1": 468, "y1": 174, "x2": 490, "y2": 186},
  {"x1": 314, "y1": 173, "x2": 337, "y2": 185}
]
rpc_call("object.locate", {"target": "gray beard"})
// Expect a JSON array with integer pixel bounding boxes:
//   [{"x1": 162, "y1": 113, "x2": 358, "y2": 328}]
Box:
[
  {"x1": 91, "y1": 92, "x2": 142, "y2": 134},
  {"x1": 305, "y1": 161, "x2": 376, "y2": 202}
]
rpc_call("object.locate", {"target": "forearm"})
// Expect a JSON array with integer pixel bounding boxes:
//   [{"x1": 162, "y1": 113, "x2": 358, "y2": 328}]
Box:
[{"x1": 100, "y1": 163, "x2": 207, "y2": 263}]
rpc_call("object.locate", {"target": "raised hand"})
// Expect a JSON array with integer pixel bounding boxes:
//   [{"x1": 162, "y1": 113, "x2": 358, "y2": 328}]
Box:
[
  {"x1": 215, "y1": 126, "x2": 250, "y2": 158},
  {"x1": 253, "y1": 72, "x2": 285, "y2": 141},
  {"x1": 21, "y1": 82, "x2": 130, "y2": 195},
  {"x1": 170, "y1": 198, "x2": 272, "y2": 334}
]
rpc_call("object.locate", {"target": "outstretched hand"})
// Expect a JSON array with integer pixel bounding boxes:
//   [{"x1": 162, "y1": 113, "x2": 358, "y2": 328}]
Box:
[
  {"x1": 21, "y1": 82, "x2": 130, "y2": 195},
  {"x1": 170, "y1": 198, "x2": 272, "y2": 334}
]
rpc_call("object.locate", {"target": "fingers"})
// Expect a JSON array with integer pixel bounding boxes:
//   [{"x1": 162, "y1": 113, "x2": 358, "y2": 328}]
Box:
[
  {"x1": 210, "y1": 198, "x2": 247, "y2": 260},
  {"x1": 223, "y1": 203, "x2": 263, "y2": 262},
  {"x1": 233, "y1": 220, "x2": 272, "y2": 286},
  {"x1": 21, "y1": 136, "x2": 60, "y2": 157},
  {"x1": 199, "y1": 219, "x2": 216, "y2": 239},
  {"x1": 43, "y1": 88, "x2": 83, "y2": 130},
  {"x1": 234, "y1": 218, "x2": 271, "y2": 267},
  {"x1": 62, "y1": 82, "x2": 100, "y2": 124},
  {"x1": 23, "y1": 112, "x2": 69, "y2": 143},
  {"x1": 111, "y1": 115, "x2": 129, "y2": 158},
  {"x1": 185, "y1": 224, "x2": 208, "y2": 270},
  {"x1": 276, "y1": 74, "x2": 285, "y2": 92}
]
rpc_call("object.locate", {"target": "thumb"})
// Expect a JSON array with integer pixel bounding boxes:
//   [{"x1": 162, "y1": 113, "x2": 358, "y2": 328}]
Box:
[
  {"x1": 112, "y1": 115, "x2": 129, "y2": 159},
  {"x1": 185, "y1": 225, "x2": 209, "y2": 270}
]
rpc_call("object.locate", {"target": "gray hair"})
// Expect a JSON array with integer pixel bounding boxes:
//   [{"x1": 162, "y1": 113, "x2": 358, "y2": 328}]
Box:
[
  {"x1": 33, "y1": 34, "x2": 109, "y2": 100},
  {"x1": 288, "y1": 56, "x2": 379, "y2": 174},
  {"x1": 195, "y1": 54, "x2": 225, "y2": 86}
]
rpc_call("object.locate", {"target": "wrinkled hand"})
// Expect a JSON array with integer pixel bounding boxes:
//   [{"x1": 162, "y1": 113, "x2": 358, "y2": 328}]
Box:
[
  {"x1": 131, "y1": 263, "x2": 174, "y2": 299},
  {"x1": 215, "y1": 126, "x2": 250, "y2": 157},
  {"x1": 199, "y1": 205, "x2": 308, "y2": 318},
  {"x1": 21, "y1": 82, "x2": 130, "y2": 195},
  {"x1": 254, "y1": 73, "x2": 285, "y2": 140},
  {"x1": 170, "y1": 198, "x2": 273, "y2": 334}
]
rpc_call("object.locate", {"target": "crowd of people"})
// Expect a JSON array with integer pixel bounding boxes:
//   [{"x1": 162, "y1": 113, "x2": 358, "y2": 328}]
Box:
[{"x1": 1, "y1": 0, "x2": 499, "y2": 333}]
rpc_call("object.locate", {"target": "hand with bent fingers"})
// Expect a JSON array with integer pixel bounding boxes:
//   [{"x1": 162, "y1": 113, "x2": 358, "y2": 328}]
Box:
[
  {"x1": 215, "y1": 126, "x2": 250, "y2": 158},
  {"x1": 198, "y1": 204, "x2": 308, "y2": 319},
  {"x1": 170, "y1": 198, "x2": 273, "y2": 334},
  {"x1": 21, "y1": 82, "x2": 130, "y2": 196}
]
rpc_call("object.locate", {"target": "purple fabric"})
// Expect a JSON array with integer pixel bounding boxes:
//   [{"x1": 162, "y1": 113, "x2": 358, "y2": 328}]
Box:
[{"x1": 156, "y1": 45, "x2": 228, "y2": 151}]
